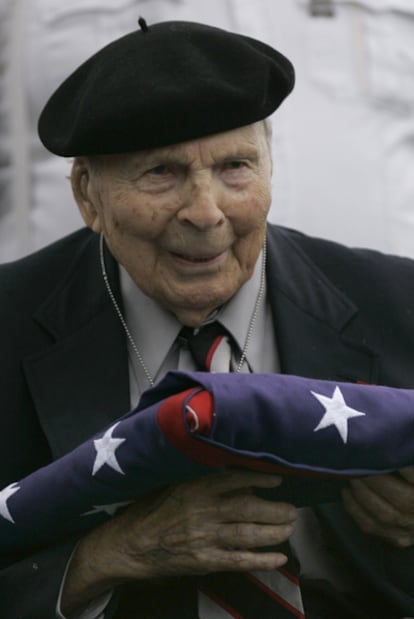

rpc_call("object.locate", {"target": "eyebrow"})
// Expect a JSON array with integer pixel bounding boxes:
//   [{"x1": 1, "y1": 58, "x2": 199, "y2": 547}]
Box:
[
  {"x1": 219, "y1": 149, "x2": 260, "y2": 163},
  {"x1": 132, "y1": 146, "x2": 260, "y2": 169}
]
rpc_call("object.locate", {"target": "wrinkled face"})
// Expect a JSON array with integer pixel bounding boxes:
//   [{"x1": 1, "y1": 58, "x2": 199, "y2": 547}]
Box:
[{"x1": 73, "y1": 122, "x2": 272, "y2": 326}]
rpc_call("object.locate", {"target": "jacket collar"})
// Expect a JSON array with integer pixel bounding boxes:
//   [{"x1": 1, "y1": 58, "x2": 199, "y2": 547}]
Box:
[{"x1": 265, "y1": 225, "x2": 377, "y2": 384}]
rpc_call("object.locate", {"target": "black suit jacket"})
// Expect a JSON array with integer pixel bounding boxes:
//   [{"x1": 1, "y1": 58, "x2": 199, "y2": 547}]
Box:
[{"x1": 1, "y1": 225, "x2": 413, "y2": 618}]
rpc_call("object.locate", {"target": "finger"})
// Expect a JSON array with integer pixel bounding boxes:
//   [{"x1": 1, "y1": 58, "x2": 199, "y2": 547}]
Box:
[
  {"x1": 196, "y1": 547, "x2": 289, "y2": 574},
  {"x1": 161, "y1": 495, "x2": 297, "y2": 550},
  {"x1": 358, "y1": 474, "x2": 414, "y2": 513},
  {"x1": 349, "y1": 478, "x2": 414, "y2": 526},
  {"x1": 218, "y1": 494, "x2": 298, "y2": 525},
  {"x1": 342, "y1": 488, "x2": 414, "y2": 547},
  {"x1": 168, "y1": 472, "x2": 284, "y2": 512},
  {"x1": 216, "y1": 522, "x2": 295, "y2": 549},
  {"x1": 199, "y1": 470, "x2": 283, "y2": 495}
]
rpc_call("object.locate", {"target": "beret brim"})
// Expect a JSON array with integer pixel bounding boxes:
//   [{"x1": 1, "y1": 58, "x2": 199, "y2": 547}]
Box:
[{"x1": 38, "y1": 20, "x2": 295, "y2": 157}]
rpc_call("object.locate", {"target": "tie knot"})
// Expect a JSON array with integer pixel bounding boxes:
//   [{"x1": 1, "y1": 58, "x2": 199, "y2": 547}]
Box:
[{"x1": 179, "y1": 322, "x2": 233, "y2": 372}]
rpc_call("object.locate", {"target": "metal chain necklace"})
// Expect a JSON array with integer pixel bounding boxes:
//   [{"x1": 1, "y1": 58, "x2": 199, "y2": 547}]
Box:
[{"x1": 99, "y1": 232, "x2": 267, "y2": 387}]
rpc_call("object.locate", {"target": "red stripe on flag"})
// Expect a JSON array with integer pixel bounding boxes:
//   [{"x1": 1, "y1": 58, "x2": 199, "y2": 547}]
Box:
[
  {"x1": 157, "y1": 389, "x2": 344, "y2": 479},
  {"x1": 199, "y1": 585, "x2": 245, "y2": 619},
  {"x1": 279, "y1": 566, "x2": 300, "y2": 586},
  {"x1": 246, "y1": 573, "x2": 305, "y2": 619}
]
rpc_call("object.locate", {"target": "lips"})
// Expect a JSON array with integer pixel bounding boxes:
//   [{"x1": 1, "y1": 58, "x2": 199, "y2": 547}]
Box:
[
  {"x1": 169, "y1": 249, "x2": 228, "y2": 267},
  {"x1": 172, "y1": 252, "x2": 221, "y2": 262}
]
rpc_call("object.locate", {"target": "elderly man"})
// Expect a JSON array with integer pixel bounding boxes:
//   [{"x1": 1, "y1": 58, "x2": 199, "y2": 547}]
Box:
[{"x1": 0, "y1": 18, "x2": 413, "y2": 619}]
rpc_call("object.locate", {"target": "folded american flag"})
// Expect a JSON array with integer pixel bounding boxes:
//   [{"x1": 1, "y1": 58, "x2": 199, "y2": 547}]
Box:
[{"x1": 1, "y1": 371, "x2": 414, "y2": 554}]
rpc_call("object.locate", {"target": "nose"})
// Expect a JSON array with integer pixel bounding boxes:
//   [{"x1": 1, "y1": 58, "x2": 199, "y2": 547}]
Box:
[{"x1": 177, "y1": 181, "x2": 225, "y2": 230}]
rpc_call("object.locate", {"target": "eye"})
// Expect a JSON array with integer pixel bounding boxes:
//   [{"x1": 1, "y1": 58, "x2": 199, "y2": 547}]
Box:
[
  {"x1": 220, "y1": 160, "x2": 251, "y2": 185},
  {"x1": 145, "y1": 164, "x2": 172, "y2": 176},
  {"x1": 223, "y1": 160, "x2": 247, "y2": 171},
  {"x1": 137, "y1": 162, "x2": 179, "y2": 193}
]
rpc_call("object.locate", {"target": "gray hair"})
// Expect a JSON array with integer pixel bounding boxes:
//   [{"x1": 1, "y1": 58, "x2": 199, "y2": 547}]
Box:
[{"x1": 263, "y1": 117, "x2": 273, "y2": 144}]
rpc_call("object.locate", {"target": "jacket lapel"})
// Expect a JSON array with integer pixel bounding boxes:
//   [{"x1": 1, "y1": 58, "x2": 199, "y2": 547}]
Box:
[
  {"x1": 266, "y1": 226, "x2": 377, "y2": 385},
  {"x1": 23, "y1": 234, "x2": 130, "y2": 459}
]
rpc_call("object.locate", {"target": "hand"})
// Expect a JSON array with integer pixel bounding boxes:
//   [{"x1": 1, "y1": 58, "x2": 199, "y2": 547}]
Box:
[
  {"x1": 342, "y1": 465, "x2": 414, "y2": 547},
  {"x1": 113, "y1": 470, "x2": 297, "y2": 577},
  {"x1": 62, "y1": 470, "x2": 297, "y2": 614}
]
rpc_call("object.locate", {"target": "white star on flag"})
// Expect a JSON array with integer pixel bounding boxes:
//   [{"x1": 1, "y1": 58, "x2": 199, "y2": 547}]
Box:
[
  {"x1": 92, "y1": 422, "x2": 126, "y2": 476},
  {"x1": 82, "y1": 501, "x2": 133, "y2": 517},
  {"x1": 0, "y1": 482, "x2": 20, "y2": 523},
  {"x1": 311, "y1": 386, "x2": 366, "y2": 444}
]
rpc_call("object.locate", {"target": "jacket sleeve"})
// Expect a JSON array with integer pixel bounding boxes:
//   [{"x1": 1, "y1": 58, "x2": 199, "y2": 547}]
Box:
[
  {"x1": 0, "y1": 540, "x2": 78, "y2": 619},
  {"x1": 317, "y1": 502, "x2": 414, "y2": 617}
]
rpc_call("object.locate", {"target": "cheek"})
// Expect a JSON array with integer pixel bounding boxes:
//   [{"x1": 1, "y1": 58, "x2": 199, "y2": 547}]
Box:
[
  {"x1": 253, "y1": 179, "x2": 272, "y2": 216},
  {"x1": 106, "y1": 196, "x2": 169, "y2": 241},
  {"x1": 230, "y1": 187, "x2": 270, "y2": 271},
  {"x1": 231, "y1": 188, "x2": 271, "y2": 236}
]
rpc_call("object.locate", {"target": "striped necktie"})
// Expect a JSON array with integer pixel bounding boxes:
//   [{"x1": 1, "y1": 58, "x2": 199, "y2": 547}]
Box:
[
  {"x1": 180, "y1": 322, "x2": 305, "y2": 618},
  {"x1": 180, "y1": 322, "x2": 235, "y2": 373}
]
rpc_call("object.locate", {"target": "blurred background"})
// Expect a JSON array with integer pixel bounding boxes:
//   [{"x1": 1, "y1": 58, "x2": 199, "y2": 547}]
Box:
[{"x1": 1, "y1": 0, "x2": 414, "y2": 263}]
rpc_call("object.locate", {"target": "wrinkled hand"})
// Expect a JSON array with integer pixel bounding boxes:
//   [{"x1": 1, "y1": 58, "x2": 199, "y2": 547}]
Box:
[
  {"x1": 342, "y1": 465, "x2": 414, "y2": 547},
  {"x1": 62, "y1": 470, "x2": 297, "y2": 614},
  {"x1": 108, "y1": 470, "x2": 297, "y2": 579}
]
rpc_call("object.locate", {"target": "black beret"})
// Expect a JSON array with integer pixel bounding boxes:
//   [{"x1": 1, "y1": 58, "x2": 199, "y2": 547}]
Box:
[{"x1": 38, "y1": 19, "x2": 295, "y2": 157}]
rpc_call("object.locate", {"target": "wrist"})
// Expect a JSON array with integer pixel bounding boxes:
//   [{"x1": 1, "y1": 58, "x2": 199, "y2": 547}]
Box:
[{"x1": 60, "y1": 526, "x2": 124, "y2": 616}]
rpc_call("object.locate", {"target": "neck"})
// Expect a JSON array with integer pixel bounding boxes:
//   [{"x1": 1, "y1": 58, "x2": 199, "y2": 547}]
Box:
[{"x1": 168, "y1": 306, "x2": 221, "y2": 328}]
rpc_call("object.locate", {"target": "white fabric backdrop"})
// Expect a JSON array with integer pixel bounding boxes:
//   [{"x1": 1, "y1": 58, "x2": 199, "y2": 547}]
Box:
[{"x1": 1, "y1": 0, "x2": 414, "y2": 262}]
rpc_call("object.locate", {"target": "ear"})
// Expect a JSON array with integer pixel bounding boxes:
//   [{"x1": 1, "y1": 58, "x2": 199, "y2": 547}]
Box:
[{"x1": 71, "y1": 157, "x2": 103, "y2": 233}]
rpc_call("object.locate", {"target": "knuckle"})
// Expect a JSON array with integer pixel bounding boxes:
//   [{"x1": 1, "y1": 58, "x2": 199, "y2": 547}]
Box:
[
  {"x1": 233, "y1": 522, "x2": 247, "y2": 541},
  {"x1": 396, "y1": 515, "x2": 414, "y2": 529},
  {"x1": 378, "y1": 510, "x2": 414, "y2": 530},
  {"x1": 216, "y1": 525, "x2": 232, "y2": 546},
  {"x1": 236, "y1": 495, "x2": 256, "y2": 518},
  {"x1": 230, "y1": 523, "x2": 261, "y2": 547},
  {"x1": 395, "y1": 536, "x2": 413, "y2": 548},
  {"x1": 376, "y1": 508, "x2": 400, "y2": 526},
  {"x1": 233, "y1": 555, "x2": 254, "y2": 571},
  {"x1": 218, "y1": 493, "x2": 254, "y2": 520},
  {"x1": 193, "y1": 548, "x2": 211, "y2": 564}
]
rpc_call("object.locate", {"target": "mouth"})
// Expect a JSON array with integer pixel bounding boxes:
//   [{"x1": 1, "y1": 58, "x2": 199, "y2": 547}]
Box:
[
  {"x1": 172, "y1": 253, "x2": 220, "y2": 262},
  {"x1": 169, "y1": 250, "x2": 227, "y2": 268}
]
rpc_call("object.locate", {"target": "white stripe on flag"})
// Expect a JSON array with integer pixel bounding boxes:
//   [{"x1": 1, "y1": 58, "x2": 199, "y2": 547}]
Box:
[
  {"x1": 198, "y1": 590, "x2": 237, "y2": 619},
  {"x1": 250, "y1": 569, "x2": 305, "y2": 616}
]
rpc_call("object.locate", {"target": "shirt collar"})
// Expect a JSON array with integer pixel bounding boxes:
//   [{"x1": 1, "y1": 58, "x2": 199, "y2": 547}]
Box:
[
  {"x1": 119, "y1": 268, "x2": 183, "y2": 382},
  {"x1": 213, "y1": 250, "x2": 265, "y2": 372},
  {"x1": 119, "y1": 249, "x2": 265, "y2": 378}
]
